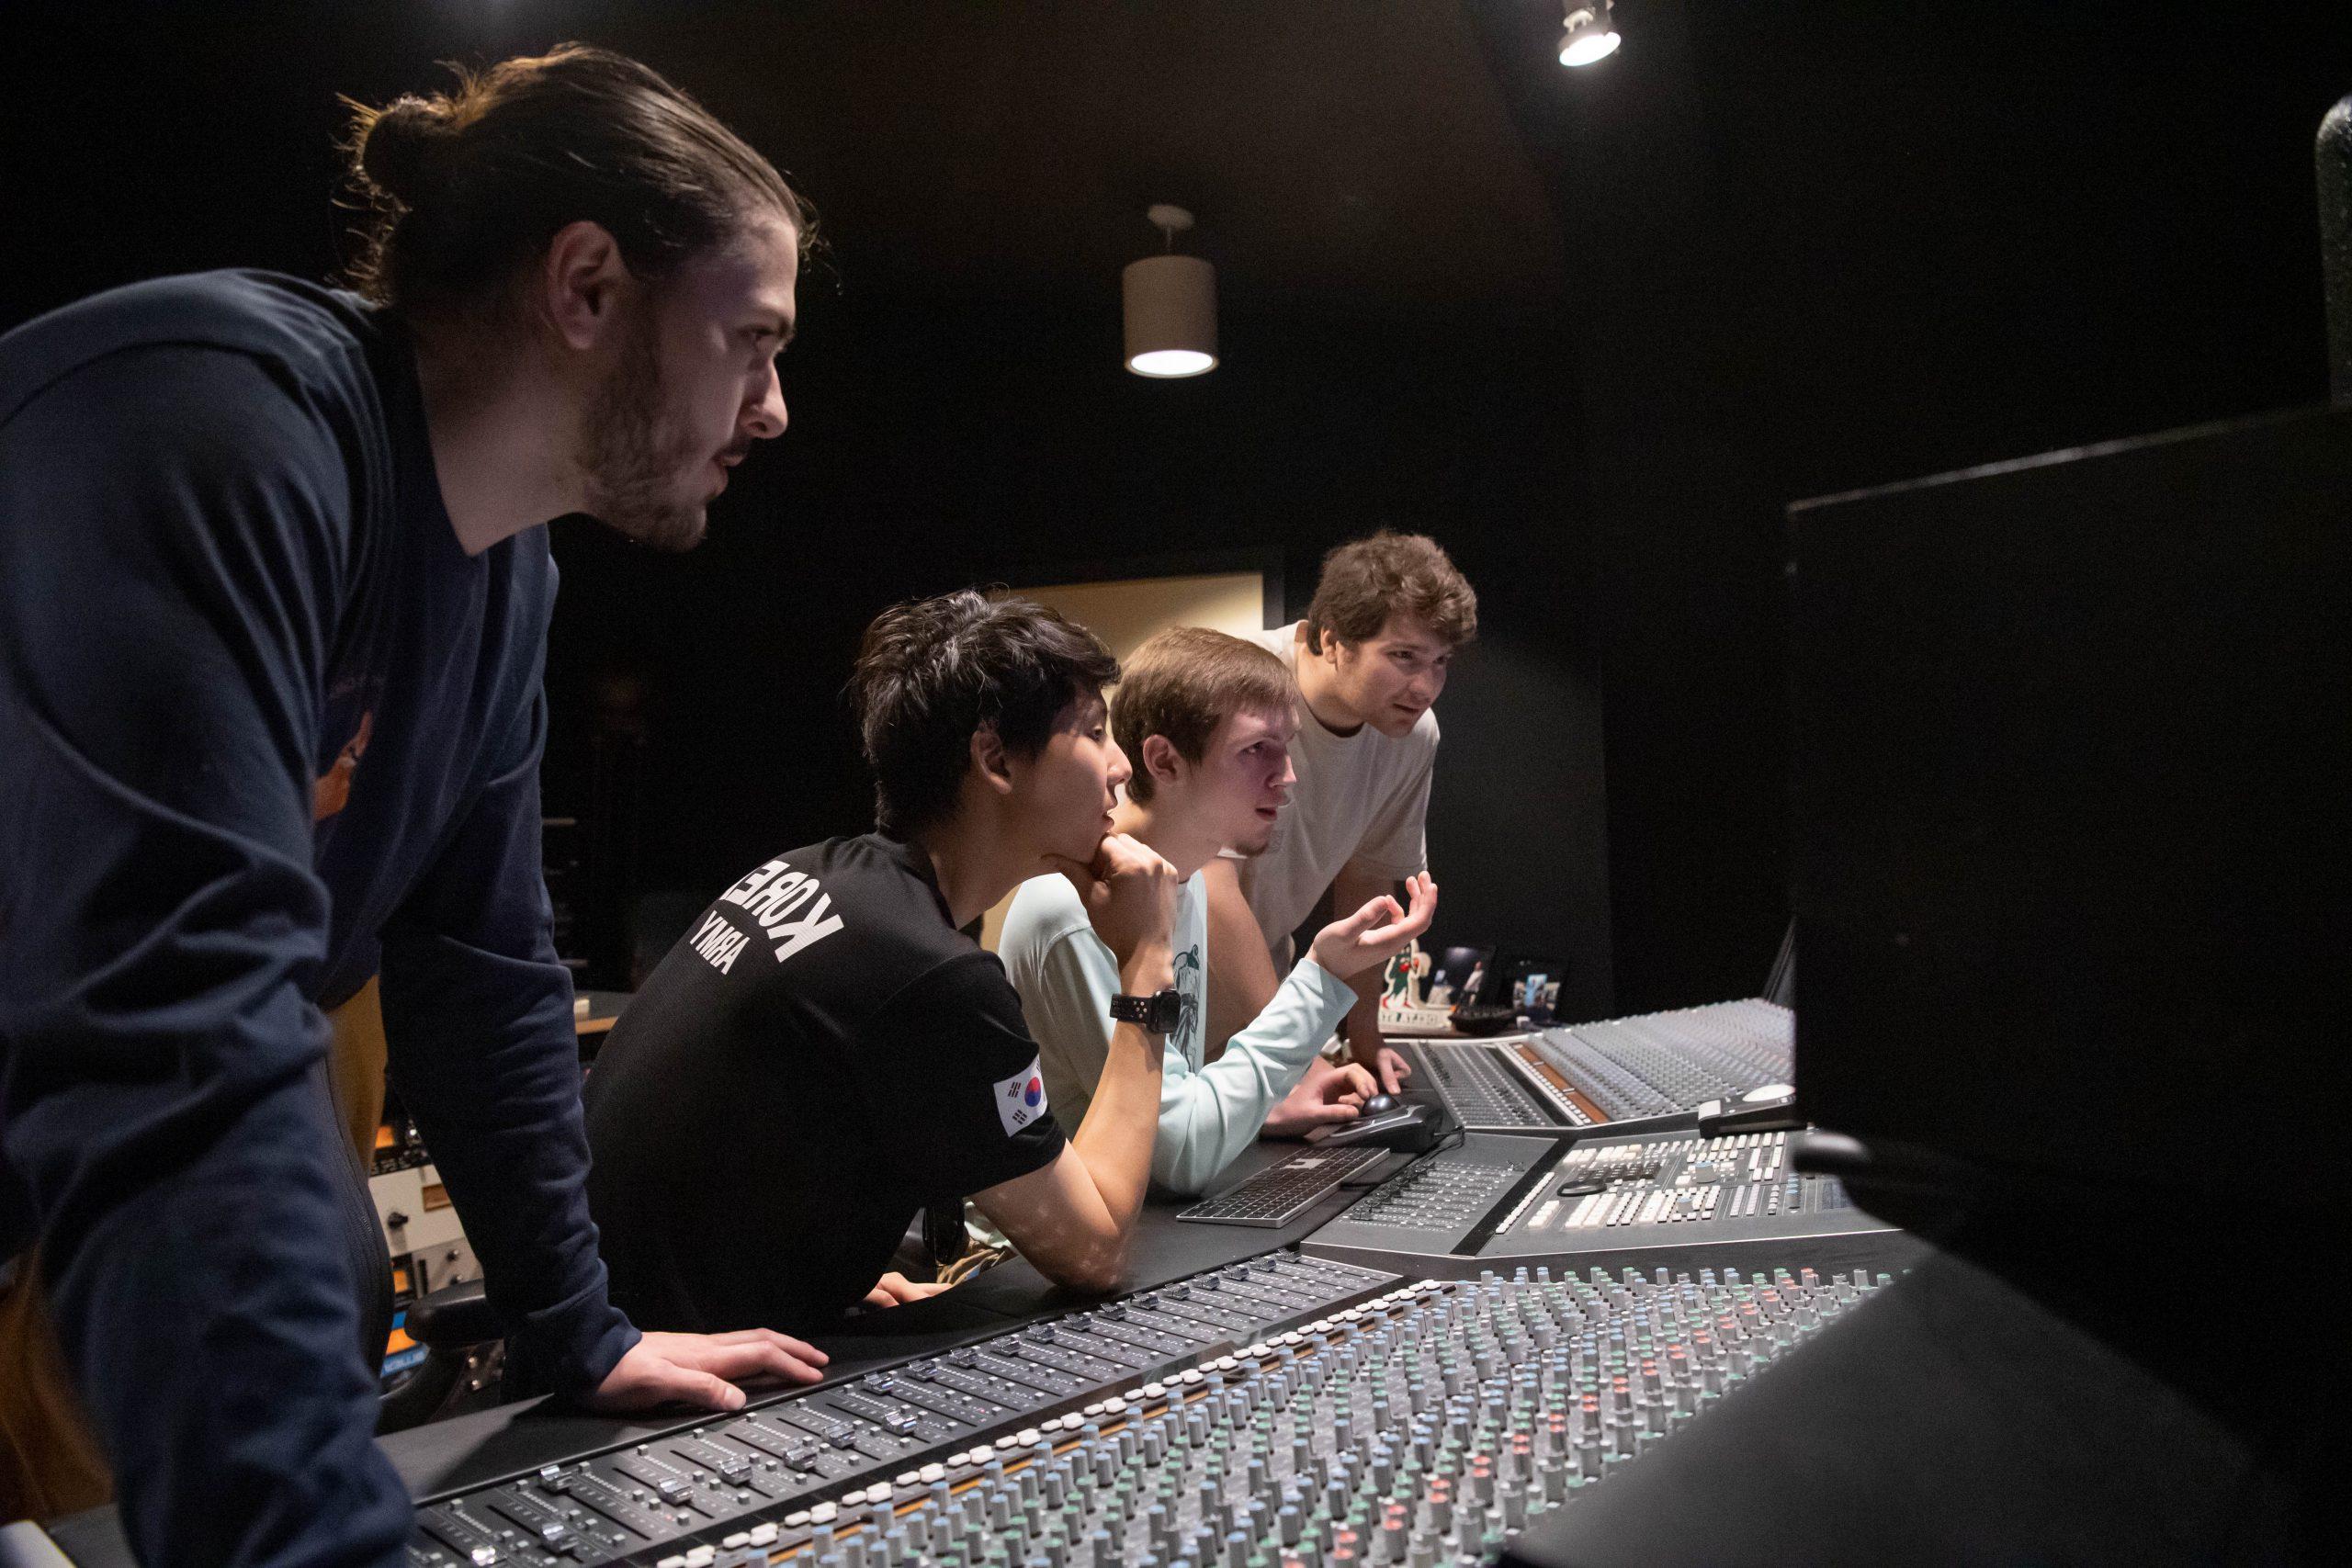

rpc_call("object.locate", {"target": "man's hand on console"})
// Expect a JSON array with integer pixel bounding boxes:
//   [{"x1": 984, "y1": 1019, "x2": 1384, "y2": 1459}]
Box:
[
  {"x1": 863, "y1": 1270, "x2": 955, "y2": 1308},
  {"x1": 1261, "y1": 1056, "x2": 1379, "y2": 1137},
  {"x1": 586, "y1": 1328, "x2": 830, "y2": 1414},
  {"x1": 1353, "y1": 1043, "x2": 1414, "y2": 1097}
]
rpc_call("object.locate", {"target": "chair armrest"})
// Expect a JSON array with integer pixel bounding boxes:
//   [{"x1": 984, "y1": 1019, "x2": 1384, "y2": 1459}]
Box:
[{"x1": 405, "y1": 1279, "x2": 501, "y2": 1349}]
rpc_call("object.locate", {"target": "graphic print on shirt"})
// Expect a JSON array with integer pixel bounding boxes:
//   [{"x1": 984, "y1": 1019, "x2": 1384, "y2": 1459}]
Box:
[
  {"x1": 1172, "y1": 942, "x2": 1204, "y2": 1062},
  {"x1": 994, "y1": 1055, "x2": 1049, "y2": 1136},
  {"x1": 693, "y1": 856, "x2": 847, "y2": 975},
  {"x1": 311, "y1": 709, "x2": 374, "y2": 821}
]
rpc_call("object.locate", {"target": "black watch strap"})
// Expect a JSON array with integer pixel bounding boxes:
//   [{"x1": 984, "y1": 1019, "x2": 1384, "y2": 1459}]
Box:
[{"x1": 1110, "y1": 989, "x2": 1183, "y2": 1034}]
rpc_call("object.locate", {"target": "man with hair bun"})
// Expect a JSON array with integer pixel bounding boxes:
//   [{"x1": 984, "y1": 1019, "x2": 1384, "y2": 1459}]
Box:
[
  {"x1": 1202, "y1": 532, "x2": 1479, "y2": 1091},
  {"x1": 0, "y1": 44, "x2": 816, "y2": 1567},
  {"x1": 1001, "y1": 627, "x2": 1439, "y2": 1196}
]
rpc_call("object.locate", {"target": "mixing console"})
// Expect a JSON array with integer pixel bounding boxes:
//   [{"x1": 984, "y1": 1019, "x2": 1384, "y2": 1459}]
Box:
[
  {"x1": 1178, "y1": 1146, "x2": 1396, "y2": 1227},
  {"x1": 1305, "y1": 1130, "x2": 1893, "y2": 1278},
  {"x1": 390, "y1": 1243, "x2": 1889, "y2": 1568},
  {"x1": 401, "y1": 1253, "x2": 1396, "y2": 1568},
  {"x1": 411, "y1": 1264, "x2": 1888, "y2": 1568},
  {"x1": 1529, "y1": 1000, "x2": 1793, "y2": 1132},
  {"x1": 1389, "y1": 1043, "x2": 1570, "y2": 1134},
  {"x1": 1480, "y1": 1130, "x2": 1887, "y2": 1265},
  {"x1": 1393, "y1": 1001, "x2": 1794, "y2": 1137},
  {"x1": 1301, "y1": 1138, "x2": 1557, "y2": 1270}
]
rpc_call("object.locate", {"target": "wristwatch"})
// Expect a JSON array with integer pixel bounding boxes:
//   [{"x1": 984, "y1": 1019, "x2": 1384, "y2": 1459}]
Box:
[{"x1": 1109, "y1": 989, "x2": 1184, "y2": 1035}]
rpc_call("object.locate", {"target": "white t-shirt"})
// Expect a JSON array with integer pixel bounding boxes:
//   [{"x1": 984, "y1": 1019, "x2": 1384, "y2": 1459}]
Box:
[{"x1": 1237, "y1": 621, "x2": 1439, "y2": 955}]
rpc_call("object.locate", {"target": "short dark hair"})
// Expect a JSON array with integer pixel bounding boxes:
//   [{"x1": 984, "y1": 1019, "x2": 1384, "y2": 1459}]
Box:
[
  {"x1": 1304, "y1": 531, "x2": 1478, "y2": 654},
  {"x1": 342, "y1": 44, "x2": 813, "y2": 321},
  {"x1": 849, "y1": 591, "x2": 1120, "y2": 837},
  {"x1": 1114, "y1": 628, "x2": 1293, "y2": 805}
]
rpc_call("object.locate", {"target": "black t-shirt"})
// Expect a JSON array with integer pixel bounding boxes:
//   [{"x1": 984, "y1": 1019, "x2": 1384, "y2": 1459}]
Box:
[{"x1": 584, "y1": 833, "x2": 1067, "y2": 1335}]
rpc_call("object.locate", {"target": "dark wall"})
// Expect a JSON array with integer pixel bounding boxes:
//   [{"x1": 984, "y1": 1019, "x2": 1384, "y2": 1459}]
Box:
[
  {"x1": 0, "y1": 6, "x2": 1613, "y2": 1017},
  {"x1": 6, "y1": 3, "x2": 2343, "y2": 1018},
  {"x1": 538, "y1": 294, "x2": 1612, "y2": 1013},
  {"x1": 1472, "y1": 0, "x2": 2352, "y2": 1009}
]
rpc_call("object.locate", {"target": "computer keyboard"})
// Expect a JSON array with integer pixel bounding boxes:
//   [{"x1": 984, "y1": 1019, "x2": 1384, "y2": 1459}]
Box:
[{"x1": 1175, "y1": 1145, "x2": 1394, "y2": 1227}]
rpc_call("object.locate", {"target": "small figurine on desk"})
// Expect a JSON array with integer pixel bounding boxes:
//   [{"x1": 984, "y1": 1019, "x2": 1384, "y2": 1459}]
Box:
[
  {"x1": 1384, "y1": 940, "x2": 1430, "y2": 1008},
  {"x1": 1380, "y1": 941, "x2": 1457, "y2": 1034}
]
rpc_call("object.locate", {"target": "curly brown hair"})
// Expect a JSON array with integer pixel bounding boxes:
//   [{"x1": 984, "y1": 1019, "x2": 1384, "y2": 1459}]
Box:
[{"x1": 1304, "y1": 532, "x2": 1478, "y2": 654}]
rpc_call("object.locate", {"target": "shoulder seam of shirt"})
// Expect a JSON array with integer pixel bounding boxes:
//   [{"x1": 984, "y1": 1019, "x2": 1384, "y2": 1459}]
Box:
[
  {"x1": 1029, "y1": 906, "x2": 1099, "y2": 950},
  {"x1": 0, "y1": 339, "x2": 323, "y2": 440},
  {"x1": 863, "y1": 946, "x2": 1022, "y2": 1036},
  {"x1": 1005, "y1": 876, "x2": 1095, "y2": 942}
]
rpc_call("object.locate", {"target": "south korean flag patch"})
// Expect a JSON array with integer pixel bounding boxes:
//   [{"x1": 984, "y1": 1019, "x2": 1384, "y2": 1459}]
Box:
[{"x1": 993, "y1": 1056, "x2": 1049, "y2": 1137}]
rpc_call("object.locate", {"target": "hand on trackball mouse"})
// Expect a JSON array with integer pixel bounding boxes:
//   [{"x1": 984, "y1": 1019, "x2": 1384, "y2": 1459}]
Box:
[{"x1": 1261, "y1": 1055, "x2": 1380, "y2": 1136}]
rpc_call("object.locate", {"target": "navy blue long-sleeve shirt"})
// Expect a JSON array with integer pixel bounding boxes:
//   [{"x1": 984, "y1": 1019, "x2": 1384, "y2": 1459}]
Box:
[{"x1": 0, "y1": 271, "x2": 638, "y2": 1566}]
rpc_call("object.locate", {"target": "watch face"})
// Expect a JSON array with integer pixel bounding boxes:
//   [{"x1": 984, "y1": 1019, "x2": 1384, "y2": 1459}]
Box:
[{"x1": 1115, "y1": 991, "x2": 1183, "y2": 1032}]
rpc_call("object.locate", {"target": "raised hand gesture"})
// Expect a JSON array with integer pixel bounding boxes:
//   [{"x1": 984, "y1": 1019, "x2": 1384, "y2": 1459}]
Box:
[{"x1": 1307, "y1": 873, "x2": 1439, "y2": 981}]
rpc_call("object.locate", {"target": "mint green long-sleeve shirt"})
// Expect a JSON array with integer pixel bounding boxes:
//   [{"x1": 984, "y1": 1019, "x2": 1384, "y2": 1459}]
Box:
[{"x1": 999, "y1": 870, "x2": 1356, "y2": 1195}]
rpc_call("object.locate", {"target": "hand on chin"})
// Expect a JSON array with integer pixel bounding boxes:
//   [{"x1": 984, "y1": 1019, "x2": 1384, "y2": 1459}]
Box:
[{"x1": 1057, "y1": 826, "x2": 1111, "y2": 871}]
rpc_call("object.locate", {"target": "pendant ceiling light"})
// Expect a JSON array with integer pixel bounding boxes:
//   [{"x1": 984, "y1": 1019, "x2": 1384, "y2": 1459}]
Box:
[
  {"x1": 1559, "y1": 1, "x2": 1622, "y2": 67},
  {"x1": 1123, "y1": 204, "x2": 1217, "y2": 378}
]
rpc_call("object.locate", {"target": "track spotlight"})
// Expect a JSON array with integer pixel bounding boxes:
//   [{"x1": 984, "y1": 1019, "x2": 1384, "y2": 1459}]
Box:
[{"x1": 1559, "y1": 2, "x2": 1622, "y2": 68}]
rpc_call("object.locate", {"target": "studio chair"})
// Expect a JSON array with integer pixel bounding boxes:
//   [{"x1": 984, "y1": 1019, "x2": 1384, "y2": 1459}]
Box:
[{"x1": 377, "y1": 1279, "x2": 504, "y2": 1435}]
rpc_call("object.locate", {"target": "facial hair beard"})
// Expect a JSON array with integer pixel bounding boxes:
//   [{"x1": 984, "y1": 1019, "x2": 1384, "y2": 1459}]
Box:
[{"x1": 577, "y1": 304, "x2": 707, "y2": 552}]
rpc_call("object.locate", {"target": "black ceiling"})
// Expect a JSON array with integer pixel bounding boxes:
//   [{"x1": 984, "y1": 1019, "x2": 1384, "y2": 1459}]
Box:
[
  {"x1": 1, "y1": 1, "x2": 1577, "y2": 320},
  {"x1": 632, "y1": 0, "x2": 1576, "y2": 310}
]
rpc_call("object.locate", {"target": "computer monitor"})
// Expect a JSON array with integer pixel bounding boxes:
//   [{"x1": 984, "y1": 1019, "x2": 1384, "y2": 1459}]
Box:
[
  {"x1": 1787, "y1": 407, "x2": 2349, "y2": 1194},
  {"x1": 1430, "y1": 944, "x2": 1494, "y2": 1005}
]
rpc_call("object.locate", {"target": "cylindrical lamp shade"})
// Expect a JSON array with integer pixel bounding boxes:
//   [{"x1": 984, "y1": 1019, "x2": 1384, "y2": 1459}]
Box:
[{"x1": 1123, "y1": 254, "x2": 1217, "y2": 378}]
